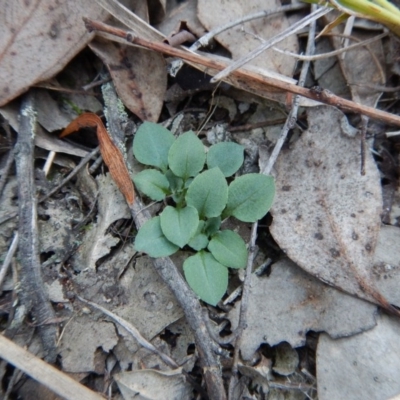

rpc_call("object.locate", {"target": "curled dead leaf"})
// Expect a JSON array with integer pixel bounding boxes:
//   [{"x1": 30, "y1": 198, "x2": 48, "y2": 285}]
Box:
[{"x1": 61, "y1": 113, "x2": 135, "y2": 205}]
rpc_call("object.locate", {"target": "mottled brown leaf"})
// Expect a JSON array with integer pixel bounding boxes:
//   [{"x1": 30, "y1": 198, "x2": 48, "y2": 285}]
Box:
[
  {"x1": 270, "y1": 106, "x2": 396, "y2": 313},
  {"x1": 89, "y1": 39, "x2": 167, "y2": 122},
  {"x1": 0, "y1": 0, "x2": 108, "y2": 106}
]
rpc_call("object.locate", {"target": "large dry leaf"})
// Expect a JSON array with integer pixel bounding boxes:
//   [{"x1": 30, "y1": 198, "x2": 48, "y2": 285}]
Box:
[
  {"x1": 89, "y1": 39, "x2": 167, "y2": 122},
  {"x1": 317, "y1": 314, "x2": 400, "y2": 400},
  {"x1": 228, "y1": 258, "x2": 377, "y2": 359},
  {"x1": 270, "y1": 106, "x2": 389, "y2": 307},
  {"x1": 0, "y1": 0, "x2": 108, "y2": 106},
  {"x1": 197, "y1": 0, "x2": 298, "y2": 78}
]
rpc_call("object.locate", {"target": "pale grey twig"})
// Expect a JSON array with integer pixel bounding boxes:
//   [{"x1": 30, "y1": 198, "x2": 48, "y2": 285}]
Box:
[
  {"x1": 262, "y1": 5, "x2": 317, "y2": 176},
  {"x1": 211, "y1": 6, "x2": 330, "y2": 83},
  {"x1": 386, "y1": 130, "x2": 400, "y2": 137},
  {"x1": 190, "y1": 3, "x2": 308, "y2": 52},
  {"x1": 14, "y1": 92, "x2": 57, "y2": 362},
  {"x1": 88, "y1": 153, "x2": 104, "y2": 174},
  {"x1": 228, "y1": 222, "x2": 259, "y2": 399},
  {"x1": 168, "y1": 4, "x2": 308, "y2": 77},
  {"x1": 0, "y1": 232, "x2": 18, "y2": 292},
  {"x1": 222, "y1": 285, "x2": 242, "y2": 305},
  {"x1": 341, "y1": 15, "x2": 356, "y2": 59},
  {"x1": 272, "y1": 31, "x2": 388, "y2": 61},
  {"x1": 39, "y1": 146, "x2": 100, "y2": 203},
  {"x1": 228, "y1": 10, "x2": 319, "y2": 398}
]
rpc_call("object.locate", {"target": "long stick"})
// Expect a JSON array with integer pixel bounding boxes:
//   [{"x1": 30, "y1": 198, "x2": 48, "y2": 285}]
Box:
[
  {"x1": 0, "y1": 334, "x2": 103, "y2": 400},
  {"x1": 83, "y1": 18, "x2": 400, "y2": 127}
]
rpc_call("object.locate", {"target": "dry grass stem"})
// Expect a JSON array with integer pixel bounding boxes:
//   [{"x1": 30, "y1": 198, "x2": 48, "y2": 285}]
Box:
[{"x1": 273, "y1": 31, "x2": 388, "y2": 61}]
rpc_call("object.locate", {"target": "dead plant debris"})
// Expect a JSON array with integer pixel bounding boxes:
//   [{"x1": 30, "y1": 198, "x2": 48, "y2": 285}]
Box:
[{"x1": 1, "y1": 0, "x2": 400, "y2": 399}]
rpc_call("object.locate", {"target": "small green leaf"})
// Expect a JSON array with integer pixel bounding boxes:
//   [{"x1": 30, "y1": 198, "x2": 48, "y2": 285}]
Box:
[
  {"x1": 208, "y1": 230, "x2": 247, "y2": 269},
  {"x1": 160, "y1": 206, "x2": 199, "y2": 247},
  {"x1": 133, "y1": 169, "x2": 170, "y2": 201},
  {"x1": 135, "y1": 216, "x2": 179, "y2": 257},
  {"x1": 165, "y1": 169, "x2": 183, "y2": 192},
  {"x1": 207, "y1": 142, "x2": 244, "y2": 177},
  {"x1": 188, "y1": 233, "x2": 209, "y2": 251},
  {"x1": 188, "y1": 220, "x2": 206, "y2": 248},
  {"x1": 204, "y1": 217, "x2": 221, "y2": 236},
  {"x1": 168, "y1": 131, "x2": 205, "y2": 179},
  {"x1": 133, "y1": 122, "x2": 175, "y2": 171},
  {"x1": 183, "y1": 251, "x2": 228, "y2": 306},
  {"x1": 186, "y1": 168, "x2": 228, "y2": 218},
  {"x1": 223, "y1": 174, "x2": 275, "y2": 222}
]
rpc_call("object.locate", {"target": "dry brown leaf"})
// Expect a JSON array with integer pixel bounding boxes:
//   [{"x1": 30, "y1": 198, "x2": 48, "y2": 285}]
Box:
[
  {"x1": 197, "y1": 0, "x2": 298, "y2": 78},
  {"x1": 89, "y1": 39, "x2": 167, "y2": 122},
  {"x1": 61, "y1": 113, "x2": 135, "y2": 205},
  {"x1": 0, "y1": 0, "x2": 108, "y2": 106},
  {"x1": 156, "y1": 0, "x2": 206, "y2": 39},
  {"x1": 324, "y1": 15, "x2": 386, "y2": 108},
  {"x1": 270, "y1": 106, "x2": 394, "y2": 310}
]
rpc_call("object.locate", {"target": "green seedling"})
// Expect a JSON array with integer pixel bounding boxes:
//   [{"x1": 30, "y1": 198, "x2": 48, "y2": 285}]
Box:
[{"x1": 133, "y1": 122, "x2": 275, "y2": 306}]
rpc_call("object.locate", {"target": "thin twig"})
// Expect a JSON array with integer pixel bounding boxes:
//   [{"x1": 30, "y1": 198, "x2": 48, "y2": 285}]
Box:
[
  {"x1": 190, "y1": 3, "x2": 309, "y2": 52},
  {"x1": 228, "y1": 223, "x2": 259, "y2": 398},
  {"x1": 210, "y1": 7, "x2": 331, "y2": 83},
  {"x1": 76, "y1": 295, "x2": 179, "y2": 368},
  {"x1": 352, "y1": 83, "x2": 400, "y2": 93},
  {"x1": 3, "y1": 366, "x2": 23, "y2": 400},
  {"x1": 32, "y1": 84, "x2": 99, "y2": 97},
  {"x1": 43, "y1": 150, "x2": 56, "y2": 177},
  {"x1": 386, "y1": 130, "x2": 400, "y2": 137},
  {"x1": 0, "y1": 232, "x2": 18, "y2": 292},
  {"x1": 39, "y1": 146, "x2": 100, "y2": 203},
  {"x1": 83, "y1": 18, "x2": 400, "y2": 126},
  {"x1": 341, "y1": 15, "x2": 356, "y2": 60},
  {"x1": 228, "y1": 12, "x2": 317, "y2": 399},
  {"x1": 13, "y1": 91, "x2": 57, "y2": 362},
  {"x1": 272, "y1": 31, "x2": 387, "y2": 61},
  {"x1": 360, "y1": 115, "x2": 369, "y2": 175},
  {"x1": 262, "y1": 12, "x2": 317, "y2": 176}
]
